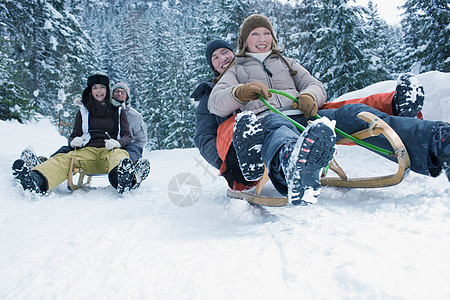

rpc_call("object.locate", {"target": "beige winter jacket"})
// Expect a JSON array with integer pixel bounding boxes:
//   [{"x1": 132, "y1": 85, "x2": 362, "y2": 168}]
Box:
[{"x1": 208, "y1": 53, "x2": 327, "y2": 117}]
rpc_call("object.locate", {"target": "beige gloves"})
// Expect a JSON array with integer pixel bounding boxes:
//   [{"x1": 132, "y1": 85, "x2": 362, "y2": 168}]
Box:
[
  {"x1": 292, "y1": 94, "x2": 318, "y2": 118},
  {"x1": 233, "y1": 82, "x2": 272, "y2": 102}
]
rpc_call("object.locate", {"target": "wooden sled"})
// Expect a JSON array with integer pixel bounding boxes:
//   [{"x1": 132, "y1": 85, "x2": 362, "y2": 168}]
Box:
[
  {"x1": 227, "y1": 111, "x2": 411, "y2": 206},
  {"x1": 67, "y1": 151, "x2": 109, "y2": 191}
]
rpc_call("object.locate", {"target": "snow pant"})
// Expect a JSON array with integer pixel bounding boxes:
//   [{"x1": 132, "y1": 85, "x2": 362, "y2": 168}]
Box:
[
  {"x1": 124, "y1": 142, "x2": 143, "y2": 163},
  {"x1": 290, "y1": 103, "x2": 442, "y2": 177},
  {"x1": 33, "y1": 147, "x2": 129, "y2": 192},
  {"x1": 51, "y1": 143, "x2": 142, "y2": 163},
  {"x1": 260, "y1": 113, "x2": 302, "y2": 196}
]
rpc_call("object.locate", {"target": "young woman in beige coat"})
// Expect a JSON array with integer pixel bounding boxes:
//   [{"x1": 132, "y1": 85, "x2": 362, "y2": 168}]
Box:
[{"x1": 208, "y1": 14, "x2": 450, "y2": 205}]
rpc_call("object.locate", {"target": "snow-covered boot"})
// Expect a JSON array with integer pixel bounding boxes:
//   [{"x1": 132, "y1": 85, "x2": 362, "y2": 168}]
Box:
[
  {"x1": 116, "y1": 157, "x2": 135, "y2": 194},
  {"x1": 430, "y1": 124, "x2": 450, "y2": 181},
  {"x1": 132, "y1": 158, "x2": 151, "y2": 189},
  {"x1": 392, "y1": 73, "x2": 425, "y2": 117},
  {"x1": 232, "y1": 111, "x2": 265, "y2": 181},
  {"x1": 20, "y1": 147, "x2": 42, "y2": 168},
  {"x1": 280, "y1": 118, "x2": 336, "y2": 205},
  {"x1": 12, "y1": 159, "x2": 45, "y2": 194}
]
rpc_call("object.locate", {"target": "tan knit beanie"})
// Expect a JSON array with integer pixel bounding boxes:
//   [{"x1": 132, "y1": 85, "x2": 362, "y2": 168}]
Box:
[{"x1": 238, "y1": 14, "x2": 278, "y2": 55}]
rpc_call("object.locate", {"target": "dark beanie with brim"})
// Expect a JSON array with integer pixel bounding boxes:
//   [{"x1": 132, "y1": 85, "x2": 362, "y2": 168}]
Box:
[{"x1": 205, "y1": 39, "x2": 235, "y2": 74}]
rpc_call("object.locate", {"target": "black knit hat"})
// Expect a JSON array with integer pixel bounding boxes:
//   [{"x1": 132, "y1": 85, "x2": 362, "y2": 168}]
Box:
[
  {"x1": 87, "y1": 73, "x2": 109, "y2": 87},
  {"x1": 82, "y1": 73, "x2": 111, "y2": 105},
  {"x1": 205, "y1": 39, "x2": 235, "y2": 73}
]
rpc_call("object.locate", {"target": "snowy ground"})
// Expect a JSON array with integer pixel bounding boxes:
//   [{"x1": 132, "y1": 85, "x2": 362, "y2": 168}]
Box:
[{"x1": 0, "y1": 71, "x2": 449, "y2": 299}]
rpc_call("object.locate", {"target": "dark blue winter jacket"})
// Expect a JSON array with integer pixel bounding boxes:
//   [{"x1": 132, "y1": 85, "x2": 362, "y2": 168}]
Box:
[{"x1": 191, "y1": 80, "x2": 229, "y2": 169}]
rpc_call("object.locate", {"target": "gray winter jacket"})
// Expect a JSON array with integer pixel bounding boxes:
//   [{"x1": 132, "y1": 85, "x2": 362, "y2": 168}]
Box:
[
  {"x1": 123, "y1": 103, "x2": 147, "y2": 149},
  {"x1": 208, "y1": 53, "x2": 327, "y2": 117}
]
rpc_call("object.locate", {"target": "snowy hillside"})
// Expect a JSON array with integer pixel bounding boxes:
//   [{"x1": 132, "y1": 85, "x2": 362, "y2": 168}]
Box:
[{"x1": 0, "y1": 72, "x2": 449, "y2": 299}]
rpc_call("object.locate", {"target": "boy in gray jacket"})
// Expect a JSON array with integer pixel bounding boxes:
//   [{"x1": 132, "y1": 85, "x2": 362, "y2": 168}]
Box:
[{"x1": 111, "y1": 82, "x2": 150, "y2": 188}]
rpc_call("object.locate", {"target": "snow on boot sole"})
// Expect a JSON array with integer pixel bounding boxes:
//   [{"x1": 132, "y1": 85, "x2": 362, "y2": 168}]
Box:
[
  {"x1": 393, "y1": 73, "x2": 424, "y2": 117},
  {"x1": 20, "y1": 147, "x2": 41, "y2": 169},
  {"x1": 232, "y1": 111, "x2": 265, "y2": 181},
  {"x1": 12, "y1": 159, "x2": 41, "y2": 194},
  {"x1": 117, "y1": 158, "x2": 135, "y2": 194},
  {"x1": 132, "y1": 158, "x2": 151, "y2": 189},
  {"x1": 285, "y1": 118, "x2": 336, "y2": 205}
]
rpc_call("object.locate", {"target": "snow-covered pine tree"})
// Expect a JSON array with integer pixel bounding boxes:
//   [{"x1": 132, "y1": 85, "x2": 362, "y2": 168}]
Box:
[
  {"x1": 361, "y1": 1, "x2": 393, "y2": 79},
  {"x1": 116, "y1": 2, "x2": 150, "y2": 112},
  {"x1": 161, "y1": 2, "x2": 197, "y2": 149},
  {"x1": 142, "y1": 3, "x2": 180, "y2": 150},
  {"x1": 0, "y1": 20, "x2": 34, "y2": 122},
  {"x1": 48, "y1": 0, "x2": 96, "y2": 135},
  {"x1": 281, "y1": 0, "x2": 319, "y2": 70},
  {"x1": 1, "y1": 0, "x2": 95, "y2": 129},
  {"x1": 401, "y1": 0, "x2": 450, "y2": 72},
  {"x1": 308, "y1": 0, "x2": 390, "y2": 100}
]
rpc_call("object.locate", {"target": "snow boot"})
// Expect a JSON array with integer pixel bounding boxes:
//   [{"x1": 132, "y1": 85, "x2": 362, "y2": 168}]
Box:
[
  {"x1": 116, "y1": 157, "x2": 135, "y2": 194},
  {"x1": 232, "y1": 111, "x2": 265, "y2": 181},
  {"x1": 20, "y1": 147, "x2": 42, "y2": 168},
  {"x1": 12, "y1": 159, "x2": 46, "y2": 194},
  {"x1": 430, "y1": 124, "x2": 450, "y2": 181},
  {"x1": 392, "y1": 73, "x2": 425, "y2": 117},
  {"x1": 280, "y1": 118, "x2": 336, "y2": 205},
  {"x1": 132, "y1": 158, "x2": 151, "y2": 189}
]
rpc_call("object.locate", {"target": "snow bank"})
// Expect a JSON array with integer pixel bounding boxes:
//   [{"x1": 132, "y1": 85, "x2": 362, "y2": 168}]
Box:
[{"x1": 0, "y1": 71, "x2": 449, "y2": 299}]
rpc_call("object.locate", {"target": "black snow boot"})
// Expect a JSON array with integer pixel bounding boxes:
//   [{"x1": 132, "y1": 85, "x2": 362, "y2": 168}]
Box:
[
  {"x1": 232, "y1": 111, "x2": 265, "y2": 181},
  {"x1": 392, "y1": 73, "x2": 425, "y2": 117},
  {"x1": 132, "y1": 158, "x2": 151, "y2": 189},
  {"x1": 20, "y1": 147, "x2": 42, "y2": 168},
  {"x1": 280, "y1": 118, "x2": 336, "y2": 205},
  {"x1": 430, "y1": 124, "x2": 450, "y2": 181},
  {"x1": 12, "y1": 159, "x2": 47, "y2": 194},
  {"x1": 116, "y1": 157, "x2": 135, "y2": 194}
]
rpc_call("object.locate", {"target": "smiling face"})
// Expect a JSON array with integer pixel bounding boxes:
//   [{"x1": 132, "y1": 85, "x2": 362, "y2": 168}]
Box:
[
  {"x1": 246, "y1": 27, "x2": 273, "y2": 53},
  {"x1": 91, "y1": 84, "x2": 107, "y2": 101},
  {"x1": 211, "y1": 47, "x2": 234, "y2": 74},
  {"x1": 112, "y1": 88, "x2": 127, "y2": 102}
]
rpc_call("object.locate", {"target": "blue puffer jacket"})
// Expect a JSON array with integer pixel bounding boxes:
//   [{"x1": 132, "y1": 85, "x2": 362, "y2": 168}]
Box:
[{"x1": 191, "y1": 80, "x2": 229, "y2": 169}]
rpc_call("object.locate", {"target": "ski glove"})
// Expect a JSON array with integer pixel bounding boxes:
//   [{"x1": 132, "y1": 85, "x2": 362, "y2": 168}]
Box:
[
  {"x1": 105, "y1": 139, "x2": 121, "y2": 150},
  {"x1": 233, "y1": 82, "x2": 272, "y2": 102},
  {"x1": 70, "y1": 137, "x2": 84, "y2": 148},
  {"x1": 292, "y1": 94, "x2": 318, "y2": 118}
]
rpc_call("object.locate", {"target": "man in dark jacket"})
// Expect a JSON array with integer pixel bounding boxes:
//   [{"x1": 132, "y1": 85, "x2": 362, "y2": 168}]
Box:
[{"x1": 191, "y1": 40, "x2": 260, "y2": 191}]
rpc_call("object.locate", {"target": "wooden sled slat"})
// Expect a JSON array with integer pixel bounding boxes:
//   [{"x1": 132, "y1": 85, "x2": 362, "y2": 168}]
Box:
[
  {"x1": 227, "y1": 168, "x2": 288, "y2": 207},
  {"x1": 227, "y1": 188, "x2": 288, "y2": 207},
  {"x1": 320, "y1": 111, "x2": 411, "y2": 188},
  {"x1": 67, "y1": 151, "x2": 108, "y2": 191},
  {"x1": 227, "y1": 111, "x2": 411, "y2": 205}
]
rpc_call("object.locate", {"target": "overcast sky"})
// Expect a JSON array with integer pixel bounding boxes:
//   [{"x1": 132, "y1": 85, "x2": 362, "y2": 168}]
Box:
[{"x1": 355, "y1": 0, "x2": 406, "y2": 24}]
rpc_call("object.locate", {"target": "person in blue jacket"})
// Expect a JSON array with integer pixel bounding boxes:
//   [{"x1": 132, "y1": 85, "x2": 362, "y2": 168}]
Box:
[{"x1": 191, "y1": 40, "x2": 260, "y2": 191}]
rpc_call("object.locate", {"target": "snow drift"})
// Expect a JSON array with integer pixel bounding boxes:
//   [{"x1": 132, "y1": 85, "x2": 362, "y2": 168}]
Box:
[{"x1": 0, "y1": 71, "x2": 449, "y2": 299}]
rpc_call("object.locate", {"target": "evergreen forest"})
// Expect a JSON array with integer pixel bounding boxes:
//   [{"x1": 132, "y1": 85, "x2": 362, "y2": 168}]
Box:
[{"x1": 1, "y1": 0, "x2": 449, "y2": 149}]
